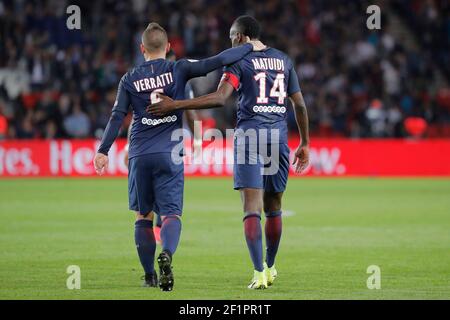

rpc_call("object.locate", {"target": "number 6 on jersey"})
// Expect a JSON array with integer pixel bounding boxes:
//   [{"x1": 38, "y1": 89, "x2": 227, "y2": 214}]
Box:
[{"x1": 150, "y1": 88, "x2": 164, "y2": 104}]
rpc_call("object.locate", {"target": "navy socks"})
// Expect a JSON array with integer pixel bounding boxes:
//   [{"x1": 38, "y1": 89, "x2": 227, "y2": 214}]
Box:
[
  {"x1": 135, "y1": 216, "x2": 181, "y2": 274},
  {"x1": 243, "y1": 213, "x2": 264, "y2": 272},
  {"x1": 134, "y1": 219, "x2": 156, "y2": 275},
  {"x1": 161, "y1": 215, "x2": 182, "y2": 256},
  {"x1": 265, "y1": 211, "x2": 282, "y2": 268}
]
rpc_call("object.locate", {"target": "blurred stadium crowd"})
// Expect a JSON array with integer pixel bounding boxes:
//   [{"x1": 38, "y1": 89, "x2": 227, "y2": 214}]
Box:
[{"x1": 0, "y1": 0, "x2": 449, "y2": 140}]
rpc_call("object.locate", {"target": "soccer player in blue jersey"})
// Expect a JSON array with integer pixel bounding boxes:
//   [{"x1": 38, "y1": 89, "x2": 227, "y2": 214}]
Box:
[
  {"x1": 93, "y1": 22, "x2": 262, "y2": 291},
  {"x1": 123, "y1": 50, "x2": 201, "y2": 245},
  {"x1": 148, "y1": 16, "x2": 310, "y2": 289}
]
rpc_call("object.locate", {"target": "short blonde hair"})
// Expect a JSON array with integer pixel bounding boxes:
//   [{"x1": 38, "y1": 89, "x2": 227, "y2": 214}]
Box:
[{"x1": 142, "y1": 22, "x2": 168, "y2": 52}]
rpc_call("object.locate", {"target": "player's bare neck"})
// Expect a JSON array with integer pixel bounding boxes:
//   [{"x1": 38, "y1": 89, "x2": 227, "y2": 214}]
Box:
[{"x1": 144, "y1": 51, "x2": 166, "y2": 62}]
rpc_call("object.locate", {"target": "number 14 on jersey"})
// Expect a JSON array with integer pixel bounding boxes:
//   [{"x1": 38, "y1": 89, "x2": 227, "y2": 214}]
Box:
[{"x1": 254, "y1": 73, "x2": 286, "y2": 104}]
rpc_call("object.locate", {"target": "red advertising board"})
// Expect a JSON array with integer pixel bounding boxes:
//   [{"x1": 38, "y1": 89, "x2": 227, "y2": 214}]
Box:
[{"x1": 0, "y1": 139, "x2": 449, "y2": 177}]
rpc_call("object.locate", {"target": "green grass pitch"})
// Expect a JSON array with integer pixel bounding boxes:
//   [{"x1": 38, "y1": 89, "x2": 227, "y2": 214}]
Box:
[{"x1": 0, "y1": 177, "x2": 449, "y2": 300}]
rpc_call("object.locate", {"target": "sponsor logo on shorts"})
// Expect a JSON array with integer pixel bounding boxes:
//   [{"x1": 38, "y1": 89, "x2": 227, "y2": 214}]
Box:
[
  {"x1": 141, "y1": 116, "x2": 177, "y2": 126},
  {"x1": 252, "y1": 105, "x2": 286, "y2": 113}
]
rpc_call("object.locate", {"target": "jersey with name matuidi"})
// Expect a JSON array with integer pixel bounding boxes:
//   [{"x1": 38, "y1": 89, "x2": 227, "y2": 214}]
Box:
[{"x1": 222, "y1": 47, "x2": 301, "y2": 144}]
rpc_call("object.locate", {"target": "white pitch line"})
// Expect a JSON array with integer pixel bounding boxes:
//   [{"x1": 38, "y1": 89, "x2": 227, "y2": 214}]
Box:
[{"x1": 283, "y1": 210, "x2": 296, "y2": 217}]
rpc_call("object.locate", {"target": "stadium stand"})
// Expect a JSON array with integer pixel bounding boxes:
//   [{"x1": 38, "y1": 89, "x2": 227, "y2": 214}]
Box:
[{"x1": 0, "y1": 0, "x2": 449, "y2": 140}]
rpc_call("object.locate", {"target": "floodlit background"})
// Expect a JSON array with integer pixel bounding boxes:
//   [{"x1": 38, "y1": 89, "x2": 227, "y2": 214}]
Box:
[
  {"x1": 0, "y1": 0, "x2": 449, "y2": 139},
  {"x1": 0, "y1": 0, "x2": 449, "y2": 300}
]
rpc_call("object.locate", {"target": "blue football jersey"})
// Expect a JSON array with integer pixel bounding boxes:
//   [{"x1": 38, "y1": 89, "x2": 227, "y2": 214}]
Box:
[
  {"x1": 98, "y1": 43, "x2": 253, "y2": 158},
  {"x1": 122, "y1": 58, "x2": 183, "y2": 158},
  {"x1": 222, "y1": 47, "x2": 301, "y2": 143}
]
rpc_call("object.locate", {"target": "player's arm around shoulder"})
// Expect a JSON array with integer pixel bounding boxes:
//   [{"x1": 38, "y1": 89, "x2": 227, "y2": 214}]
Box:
[
  {"x1": 174, "y1": 43, "x2": 253, "y2": 79},
  {"x1": 147, "y1": 80, "x2": 235, "y2": 116}
]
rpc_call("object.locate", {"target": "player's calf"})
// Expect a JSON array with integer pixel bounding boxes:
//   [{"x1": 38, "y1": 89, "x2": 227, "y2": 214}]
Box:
[
  {"x1": 264, "y1": 210, "x2": 282, "y2": 269},
  {"x1": 263, "y1": 192, "x2": 283, "y2": 271},
  {"x1": 160, "y1": 215, "x2": 182, "y2": 255},
  {"x1": 135, "y1": 212, "x2": 157, "y2": 287},
  {"x1": 243, "y1": 213, "x2": 264, "y2": 272},
  {"x1": 158, "y1": 215, "x2": 182, "y2": 291}
]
